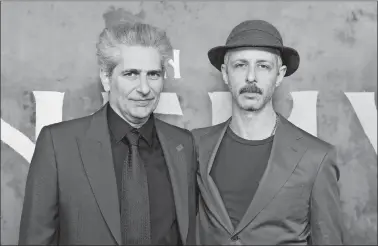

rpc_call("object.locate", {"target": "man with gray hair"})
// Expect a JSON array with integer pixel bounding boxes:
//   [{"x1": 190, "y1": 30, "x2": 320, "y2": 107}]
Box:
[
  {"x1": 19, "y1": 22, "x2": 197, "y2": 245},
  {"x1": 193, "y1": 20, "x2": 345, "y2": 245}
]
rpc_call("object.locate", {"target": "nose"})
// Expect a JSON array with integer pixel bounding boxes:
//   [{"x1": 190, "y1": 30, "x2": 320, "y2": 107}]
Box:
[
  {"x1": 246, "y1": 66, "x2": 256, "y2": 83},
  {"x1": 136, "y1": 75, "x2": 151, "y2": 96}
]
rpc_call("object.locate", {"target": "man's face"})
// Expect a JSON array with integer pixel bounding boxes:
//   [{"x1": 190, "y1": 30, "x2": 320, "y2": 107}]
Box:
[
  {"x1": 102, "y1": 45, "x2": 164, "y2": 124},
  {"x1": 221, "y1": 48, "x2": 287, "y2": 112}
]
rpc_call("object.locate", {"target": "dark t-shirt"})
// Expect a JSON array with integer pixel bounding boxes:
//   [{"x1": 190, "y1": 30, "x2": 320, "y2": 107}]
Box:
[{"x1": 210, "y1": 126, "x2": 274, "y2": 228}]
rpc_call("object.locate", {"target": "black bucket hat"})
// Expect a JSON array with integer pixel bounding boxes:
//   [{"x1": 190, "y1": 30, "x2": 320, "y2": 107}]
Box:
[{"x1": 208, "y1": 20, "x2": 300, "y2": 77}]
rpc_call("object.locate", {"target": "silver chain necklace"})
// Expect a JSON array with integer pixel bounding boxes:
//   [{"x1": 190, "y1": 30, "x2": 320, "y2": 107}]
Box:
[{"x1": 270, "y1": 113, "x2": 279, "y2": 137}]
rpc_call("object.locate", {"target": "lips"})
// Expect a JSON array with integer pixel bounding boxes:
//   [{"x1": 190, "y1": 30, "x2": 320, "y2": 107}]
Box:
[
  {"x1": 242, "y1": 93, "x2": 261, "y2": 99},
  {"x1": 132, "y1": 99, "x2": 152, "y2": 106},
  {"x1": 242, "y1": 92, "x2": 260, "y2": 95}
]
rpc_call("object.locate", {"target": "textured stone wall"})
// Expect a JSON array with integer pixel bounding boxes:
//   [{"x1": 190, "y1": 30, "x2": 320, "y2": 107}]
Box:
[{"x1": 1, "y1": 1, "x2": 376, "y2": 245}]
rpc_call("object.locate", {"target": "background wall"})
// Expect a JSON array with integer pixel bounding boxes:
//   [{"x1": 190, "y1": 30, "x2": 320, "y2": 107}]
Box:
[{"x1": 1, "y1": 1, "x2": 377, "y2": 245}]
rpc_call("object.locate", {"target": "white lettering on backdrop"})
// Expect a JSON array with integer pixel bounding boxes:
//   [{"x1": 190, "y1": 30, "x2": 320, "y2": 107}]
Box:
[
  {"x1": 1, "y1": 49, "x2": 376, "y2": 162},
  {"x1": 1, "y1": 90, "x2": 376, "y2": 164}
]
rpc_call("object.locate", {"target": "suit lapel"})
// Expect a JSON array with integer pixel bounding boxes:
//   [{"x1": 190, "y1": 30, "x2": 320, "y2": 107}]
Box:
[
  {"x1": 155, "y1": 119, "x2": 189, "y2": 244},
  {"x1": 197, "y1": 119, "x2": 234, "y2": 234},
  {"x1": 234, "y1": 115, "x2": 308, "y2": 234},
  {"x1": 76, "y1": 104, "x2": 122, "y2": 245}
]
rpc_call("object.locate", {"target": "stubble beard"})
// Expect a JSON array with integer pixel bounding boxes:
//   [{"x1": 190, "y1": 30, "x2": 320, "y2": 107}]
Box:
[{"x1": 238, "y1": 92, "x2": 273, "y2": 112}]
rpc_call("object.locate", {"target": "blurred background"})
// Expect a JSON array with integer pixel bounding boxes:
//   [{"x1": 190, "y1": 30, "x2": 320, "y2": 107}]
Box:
[{"x1": 1, "y1": 1, "x2": 377, "y2": 245}]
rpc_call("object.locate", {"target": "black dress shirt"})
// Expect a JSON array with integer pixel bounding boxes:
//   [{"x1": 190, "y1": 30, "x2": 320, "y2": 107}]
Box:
[{"x1": 107, "y1": 105, "x2": 180, "y2": 245}]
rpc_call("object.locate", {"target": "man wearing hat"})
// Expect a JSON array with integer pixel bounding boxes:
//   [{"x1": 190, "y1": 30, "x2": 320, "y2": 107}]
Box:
[{"x1": 192, "y1": 20, "x2": 345, "y2": 245}]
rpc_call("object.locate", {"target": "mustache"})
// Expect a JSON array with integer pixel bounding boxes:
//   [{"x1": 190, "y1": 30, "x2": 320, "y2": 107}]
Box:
[{"x1": 239, "y1": 84, "x2": 263, "y2": 95}]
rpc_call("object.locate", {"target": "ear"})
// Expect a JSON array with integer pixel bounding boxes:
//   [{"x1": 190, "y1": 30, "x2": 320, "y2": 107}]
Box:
[
  {"x1": 221, "y1": 64, "x2": 229, "y2": 85},
  {"x1": 99, "y1": 69, "x2": 111, "y2": 92},
  {"x1": 275, "y1": 65, "x2": 287, "y2": 88}
]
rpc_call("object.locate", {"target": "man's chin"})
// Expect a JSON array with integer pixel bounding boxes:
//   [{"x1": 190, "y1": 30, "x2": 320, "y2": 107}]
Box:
[
  {"x1": 131, "y1": 112, "x2": 152, "y2": 120},
  {"x1": 130, "y1": 107, "x2": 155, "y2": 118},
  {"x1": 240, "y1": 102, "x2": 265, "y2": 112},
  {"x1": 237, "y1": 100, "x2": 260, "y2": 112}
]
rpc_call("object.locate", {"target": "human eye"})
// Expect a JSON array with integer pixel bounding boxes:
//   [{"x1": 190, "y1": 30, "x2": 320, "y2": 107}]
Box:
[
  {"x1": 147, "y1": 71, "x2": 162, "y2": 80},
  {"x1": 121, "y1": 70, "x2": 139, "y2": 79},
  {"x1": 258, "y1": 64, "x2": 271, "y2": 70},
  {"x1": 234, "y1": 63, "x2": 246, "y2": 68}
]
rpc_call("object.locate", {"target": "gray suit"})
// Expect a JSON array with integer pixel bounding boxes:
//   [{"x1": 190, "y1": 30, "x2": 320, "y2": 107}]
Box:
[
  {"x1": 19, "y1": 104, "x2": 197, "y2": 245},
  {"x1": 192, "y1": 115, "x2": 345, "y2": 245}
]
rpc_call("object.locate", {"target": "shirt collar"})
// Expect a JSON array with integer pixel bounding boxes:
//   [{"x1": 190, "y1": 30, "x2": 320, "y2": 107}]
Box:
[{"x1": 107, "y1": 104, "x2": 154, "y2": 147}]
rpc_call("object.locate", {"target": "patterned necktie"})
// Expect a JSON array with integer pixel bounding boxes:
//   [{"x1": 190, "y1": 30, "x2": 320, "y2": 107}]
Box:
[{"x1": 121, "y1": 129, "x2": 151, "y2": 245}]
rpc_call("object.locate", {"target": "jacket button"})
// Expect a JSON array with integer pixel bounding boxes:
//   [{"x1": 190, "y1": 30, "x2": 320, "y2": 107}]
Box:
[{"x1": 231, "y1": 235, "x2": 240, "y2": 241}]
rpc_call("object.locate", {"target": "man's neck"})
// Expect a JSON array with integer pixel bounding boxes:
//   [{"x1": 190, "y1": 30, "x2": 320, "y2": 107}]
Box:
[
  {"x1": 229, "y1": 104, "x2": 278, "y2": 140},
  {"x1": 125, "y1": 118, "x2": 149, "y2": 129}
]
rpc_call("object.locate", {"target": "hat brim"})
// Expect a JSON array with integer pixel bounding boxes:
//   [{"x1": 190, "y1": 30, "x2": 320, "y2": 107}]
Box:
[{"x1": 208, "y1": 44, "x2": 300, "y2": 77}]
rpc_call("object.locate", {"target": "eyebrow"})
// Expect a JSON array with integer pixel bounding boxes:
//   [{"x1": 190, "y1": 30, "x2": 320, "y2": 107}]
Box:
[
  {"x1": 232, "y1": 59, "x2": 273, "y2": 64},
  {"x1": 232, "y1": 59, "x2": 249, "y2": 63},
  {"x1": 255, "y1": 59, "x2": 274, "y2": 65},
  {"x1": 121, "y1": 69, "x2": 163, "y2": 74}
]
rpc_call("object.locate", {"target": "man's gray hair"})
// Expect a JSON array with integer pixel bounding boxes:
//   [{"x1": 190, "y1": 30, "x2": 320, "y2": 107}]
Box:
[{"x1": 96, "y1": 22, "x2": 173, "y2": 76}]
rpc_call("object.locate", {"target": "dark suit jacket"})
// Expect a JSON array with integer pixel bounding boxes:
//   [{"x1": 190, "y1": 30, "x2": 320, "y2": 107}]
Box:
[
  {"x1": 19, "y1": 104, "x2": 198, "y2": 245},
  {"x1": 192, "y1": 115, "x2": 345, "y2": 245}
]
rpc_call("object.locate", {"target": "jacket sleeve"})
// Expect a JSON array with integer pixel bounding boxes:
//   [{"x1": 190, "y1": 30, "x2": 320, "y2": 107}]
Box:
[
  {"x1": 310, "y1": 146, "x2": 345, "y2": 245},
  {"x1": 18, "y1": 126, "x2": 59, "y2": 245}
]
